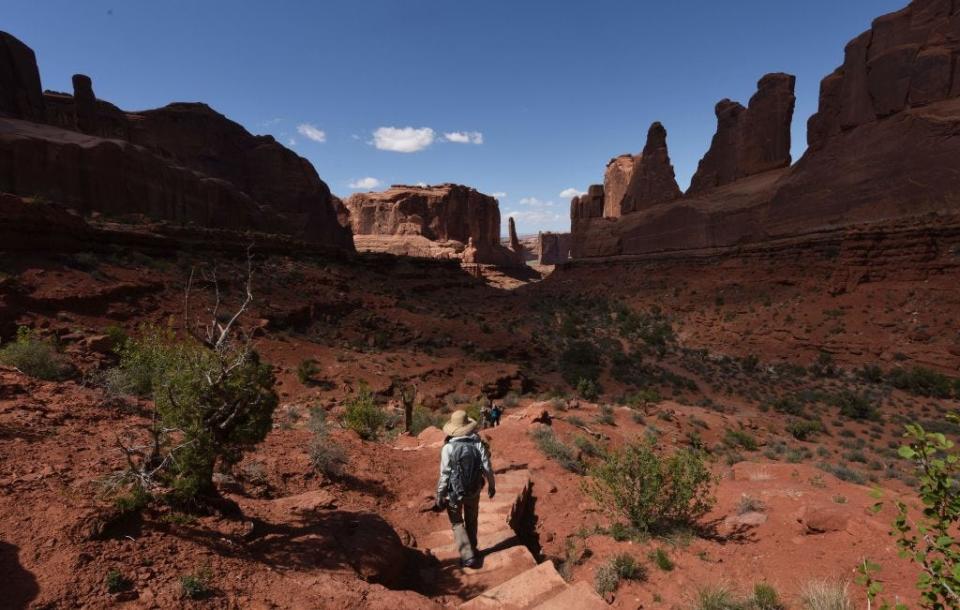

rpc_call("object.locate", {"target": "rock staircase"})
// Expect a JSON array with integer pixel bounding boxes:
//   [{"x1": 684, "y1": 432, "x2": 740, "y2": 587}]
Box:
[{"x1": 419, "y1": 468, "x2": 606, "y2": 609}]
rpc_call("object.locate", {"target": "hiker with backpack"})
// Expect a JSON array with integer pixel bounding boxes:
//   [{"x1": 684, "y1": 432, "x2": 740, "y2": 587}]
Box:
[{"x1": 435, "y1": 410, "x2": 496, "y2": 568}]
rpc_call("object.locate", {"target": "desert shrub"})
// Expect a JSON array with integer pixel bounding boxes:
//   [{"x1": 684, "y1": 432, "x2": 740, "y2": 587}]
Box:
[
  {"x1": 560, "y1": 341, "x2": 602, "y2": 386},
  {"x1": 858, "y1": 364, "x2": 885, "y2": 384},
  {"x1": 105, "y1": 569, "x2": 132, "y2": 594},
  {"x1": 625, "y1": 388, "x2": 661, "y2": 408},
  {"x1": 723, "y1": 429, "x2": 758, "y2": 451},
  {"x1": 595, "y1": 404, "x2": 615, "y2": 426},
  {"x1": 810, "y1": 352, "x2": 837, "y2": 378},
  {"x1": 409, "y1": 404, "x2": 445, "y2": 436},
  {"x1": 0, "y1": 326, "x2": 70, "y2": 380},
  {"x1": 307, "y1": 407, "x2": 346, "y2": 477},
  {"x1": 594, "y1": 553, "x2": 645, "y2": 596},
  {"x1": 752, "y1": 583, "x2": 784, "y2": 610},
  {"x1": 830, "y1": 391, "x2": 877, "y2": 420},
  {"x1": 342, "y1": 385, "x2": 386, "y2": 440},
  {"x1": 104, "y1": 325, "x2": 129, "y2": 351},
  {"x1": 693, "y1": 585, "x2": 744, "y2": 610},
  {"x1": 585, "y1": 439, "x2": 715, "y2": 533},
  {"x1": 787, "y1": 419, "x2": 823, "y2": 441},
  {"x1": 531, "y1": 427, "x2": 584, "y2": 474},
  {"x1": 800, "y1": 579, "x2": 851, "y2": 610},
  {"x1": 648, "y1": 547, "x2": 674, "y2": 571},
  {"x1": 769, "y1": 395, "x2": 805, "y2": 416},
  {"x1": 502, "y1": 392, "x2": 520, "y2": 408},
  {"x1": 112, "y1": 324, "x2": 278, "y2": 503},
  {"x1": 573, "y1": 435, "x2": 604, "y2": 459},
  {"x1": 180, "y1": 569, "x2": 212, "y2": 600},
  {"x1": 737, "y1": 494, "x2": 765, "y2": 514},
  {"x1": 817, "y1": 462, "x2": 866, "y2": 485},
  {"x1": 577, "y1": 377, "x2": 600, "y2": 400},
  {"x1": 886, "y1": 366, "x2": 954, "y2": 398},
  {"x1": 879, "y1": 414, "x2": 960, "y2": 608},
  {"x1": 296, "y1": 359, "x2": 320, "y2": 385},
  {"x1": 741, "y1": 354, "x2": 760, "y2": 373}
]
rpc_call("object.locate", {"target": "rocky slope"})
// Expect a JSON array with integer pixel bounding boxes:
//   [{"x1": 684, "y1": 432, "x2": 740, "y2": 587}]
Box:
[
  {"x1": 345, "y1": 184, "x2": 524, "y2": 266},
  {"x1": 0, "y1": 31, "x2": 353, "y2": 251},
  {"x1": 570, "y1": 0, "x2": 960, "y2": 260}
]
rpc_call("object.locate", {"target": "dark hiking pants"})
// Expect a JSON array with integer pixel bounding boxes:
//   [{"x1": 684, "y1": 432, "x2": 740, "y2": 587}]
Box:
[{"x1": 446, "y1": 493, "x2": 481, "y2": 563}]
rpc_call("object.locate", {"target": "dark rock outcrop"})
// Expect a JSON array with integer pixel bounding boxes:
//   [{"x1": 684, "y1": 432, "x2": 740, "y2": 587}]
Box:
[
  {"x1": 688, "y1": 73, "x2": 796, "y2": 193},
  {"x1": 569, "y1": 0, "x2": 960, "y2": 261},
  {"x1": 619, "y1": 122, "x2": 682, "y2": 214},
  {"x1": 0, "y1": 31, "x2": 353, "y2": 251},
  {"x1": 508, "y1": 216, "x2": 522, "y2": 254},
  {"x1": 0, "y1": 31, "x2": 44, "y2": 121},
  {"x1": 537, "y1": 231, "x2": 571, "y2": 265}
]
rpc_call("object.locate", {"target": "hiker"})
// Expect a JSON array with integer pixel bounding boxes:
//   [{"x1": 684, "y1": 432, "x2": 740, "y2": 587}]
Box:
[
  {"x1": 479, "y1": 404, "x2": 491, "y2": 429},
  {"x1": 489, "y1": 402, "x2": 502, "y2": 427},
  {"x1": 435, "y1": 410, "x2": 496, "y2": 568}
]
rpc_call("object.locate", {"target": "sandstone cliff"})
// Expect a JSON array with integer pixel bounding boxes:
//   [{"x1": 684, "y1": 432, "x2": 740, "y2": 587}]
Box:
[
  {"x1": 0, "y1": 31, "x2": 353, "y2": 252},
  {"x1": 571, "y1": 0, "x2": 960, "y2": 260},
  {"x1": 537, "y1": 232, "x2": 572, "y2": 265},
  {"x1": 345, "y1": 184, "x2": 523, "y2": 266}
]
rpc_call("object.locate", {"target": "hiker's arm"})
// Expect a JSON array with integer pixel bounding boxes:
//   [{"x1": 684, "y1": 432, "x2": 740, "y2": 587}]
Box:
[
  {"x1": 478, "y1": 441, "x2": 495, "y2": 492},
  {"x1": 436, "y1": 444, "x2": 451, "y2": 500}
]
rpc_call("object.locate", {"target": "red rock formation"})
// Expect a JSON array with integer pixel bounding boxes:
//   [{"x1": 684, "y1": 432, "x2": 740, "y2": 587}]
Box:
[
  {"x1": 508, "y1": 216, "x2": 523, "y2": 256},
  {"x1": 0, "y1": 32, "x2": 45, "y2": 121},
  {"x1": 603, "y1": 155, "x2": 635, "y2": 218},
  {"x1": 688, "y1": 73, "x2": 795, "y2": 193},
  {"x1": 619, "y1": 122, "x2": 682, "y2": 214},
  {"x1": 571, "y1": 0, "x2": 960, "y2": 260},
  {"x1": 537, "y1": 232, "x2": 571, "y2": 265},
  {"x1": 0, "y1": 32, "x2": 353, "y2": 251},
  {"x1": 807, "y1": 0, "x2": 960, "y2": 149},
  {"x1": 345, "y1": 184, "x2": 522, "y2": 265}
]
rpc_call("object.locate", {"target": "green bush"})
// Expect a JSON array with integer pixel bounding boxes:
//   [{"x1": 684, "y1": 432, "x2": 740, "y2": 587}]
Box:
[
  {"x1": 594, "y1": 553, "x2": 645, "y2": 596},
  {"x1": 531, "y1": 427, "x2": 584, "y2": 474},
  {"x1": 723, "y1": 428, "x2": 758, "y2": 451},
  {"x1": 0, "y1": 326, "x2": 70, "y2": 380},
  {"x1": 595, "y1": 404, "x2": 615, "y2": 426},
  {"x1": 752, "y1": 583, "x2": 784, "y2": 610},
  {"x1": 585, "y1": 439, "x2": 715, "y2": 533},
  {"x1": 830, "y1": 391, "x2": 877, "y2": 420},
  {"x1": 886, "y1": 366, "x2": 954, "y2": 398},
  {"x1": 576, "y1": 377, "x2": 600, "y2": 400},
  {"x1": 341, "y1": 385, "x2": 386, "y2": 441},
  {"x1": 787, "y1": 419, "x2": 825, "y2": 441},
  {"x1": 307, "y1": 407, "x2": 346, "y2": 477},
  {"x1": 296, "y1": 359, "x2": 320, "y2": 385},
  {"x1": 648, "y1": 547, "x2": 674, "y2": 571},
  {"x1": 560, "y1": 341, "x2": 602, "y2": 387},
  {"x1": 105, "y1": 569, "x2": 132, "y2": 594},
  {"x1": 112, "y1": 325, "x2": 278, "y2": 502},
  {"x1": 410, "y1": 404, "x2": 445, "y2": 436},
  {"x1": 180, "y1": 569, "x2": 212, "y2": 600}
]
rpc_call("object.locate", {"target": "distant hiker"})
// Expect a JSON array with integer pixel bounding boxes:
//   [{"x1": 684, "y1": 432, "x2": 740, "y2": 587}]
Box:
[
  {"x1": 489, "y1": 402, "x2": 502, "y2": 427},
  {"x1": 479, "y1": 404, "x2": 491, "y2": 429},
  {"x1": 435, "y1": 410, "x2": 496, "y2": 568}
]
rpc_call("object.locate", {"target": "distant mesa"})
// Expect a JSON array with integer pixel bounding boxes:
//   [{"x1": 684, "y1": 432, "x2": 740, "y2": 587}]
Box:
[
  {"x1": 570, "y1": 0, "x2": 960, "y2": 260},
  {"x1": 0, "y1": 30, "x2": 352, "y2": 252},
  {"x1": 344, "y1": 184, "x2": 525, "y2": 266}
]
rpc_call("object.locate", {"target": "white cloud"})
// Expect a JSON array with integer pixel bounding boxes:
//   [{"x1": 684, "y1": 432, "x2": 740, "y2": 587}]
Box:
[
  {"x1": 286, "y1": 137, "x2": 297, "y2": 147},
  {"x1": 559, "y1": 187, "x2": 586, "y2": 199},
  {"x1": 296, "y1": 123, "x2": 327, "y2": 143},
  {"x1": 443, "y1": 131, "x2": 483, "y2": 145},
  {"x1": 492, "y1": 192, "x2": 507, "y2": 199},
  {"x1": 506, "y1": 209, "x2": 565, "y2": 226},
  {"x1": 373, "y1": 126, "x2": 435, "y2": 153},
  {"x1": 518, "y1": 197, "x2": 555, "y2": 208},
  {"x1": 261, "y1": 117, "x2": 283, "y2": 127},
  {"x1": 415, "y1": 181, "x2": 428, "y2": 188},
  {"x1": 349, "y1": 177, "x2": 381, "y2": 190}
]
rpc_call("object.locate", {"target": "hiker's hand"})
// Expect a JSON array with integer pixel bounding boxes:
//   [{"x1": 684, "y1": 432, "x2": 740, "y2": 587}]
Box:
[{"x1": 488, "y1": 487, "x2": 496, "y2": 499}]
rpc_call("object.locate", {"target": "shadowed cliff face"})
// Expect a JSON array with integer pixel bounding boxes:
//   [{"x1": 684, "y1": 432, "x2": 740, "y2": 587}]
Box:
[
  {"x1": 571, "y1": 0, "x2": 960, "y2": 260},
  {"x1": 0, "y1": 31, "x2": 353, "y2": 251}
]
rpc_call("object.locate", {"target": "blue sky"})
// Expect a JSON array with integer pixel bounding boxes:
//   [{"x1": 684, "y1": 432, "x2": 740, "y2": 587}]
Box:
[{"x1": 6, "y1": 0, "x2": 904, "y2": 235}]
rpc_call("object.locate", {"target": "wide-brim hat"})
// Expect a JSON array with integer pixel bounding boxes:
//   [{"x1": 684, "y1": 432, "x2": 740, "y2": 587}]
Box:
[{"x1": 443, "y1": 409, "x2": 478, "y2": 437}]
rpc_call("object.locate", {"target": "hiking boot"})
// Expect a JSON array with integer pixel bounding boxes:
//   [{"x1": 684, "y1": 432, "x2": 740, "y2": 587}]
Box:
[{"x1": 461, "y1": 557, "x2": 480, "y2": 569}]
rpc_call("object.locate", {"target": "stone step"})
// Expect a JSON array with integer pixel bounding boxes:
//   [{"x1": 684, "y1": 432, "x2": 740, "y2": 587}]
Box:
[
  {"x1": 532, "y1": 581, "x2": 607, "y2": 610},
  {"x1": 435, "y1": 545, "x2": 538, "y2": 600},
  {"x1": 421, "y1": 520, "x2": 515, "y2": 550},
  {"x1": 459, "y1": 560, "x2": 568, "y2": 609},
  {"x1": 429, "y1": 527, "x2": 519, "y2": 562}
]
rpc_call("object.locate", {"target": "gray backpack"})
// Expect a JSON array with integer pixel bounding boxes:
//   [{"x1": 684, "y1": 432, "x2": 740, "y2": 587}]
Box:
[{"x1": 447, "y1": 440, "x2": 483, "y2": 506}]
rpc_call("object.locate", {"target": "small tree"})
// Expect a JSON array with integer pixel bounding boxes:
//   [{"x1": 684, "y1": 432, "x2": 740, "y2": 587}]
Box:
[
  {"x1": 886, "y1": 414, "x2": 960, "y2": 609},
  {"x1": 585, "y1": 439, "x2": 715, "y2": 533},
  {"x1": 342, "y1": 384, "x2": 386, "y2": 440},
  {"x1": 112, "y1": 253, "x2": 278, "y2": 507}
]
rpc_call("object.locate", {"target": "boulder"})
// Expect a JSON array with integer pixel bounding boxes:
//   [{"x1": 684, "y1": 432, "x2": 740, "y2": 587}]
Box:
[
  {"x1": 619, "y1": 121, "x2": 682, "y2": 214},
  {"x1": 797, "y1": 505, "x2": 849, "y2": 534},
  {"x1": 0, "y1": 31, "x2": 44, "y2": 121}
]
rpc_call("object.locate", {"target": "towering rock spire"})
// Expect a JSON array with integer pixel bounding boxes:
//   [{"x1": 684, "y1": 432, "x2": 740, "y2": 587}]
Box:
[
  {"x1": 72, "y1": 74, "x2": 98, "y2": 134},
  {"x1": 688, "y1": 72, "x2": 795, "y2": 193},
  {"x1": 508, "y1": 216, "x2": 522, "y2": 253},
  {"x1": 618, "y1": 122, "x2": 682, "y2": 215},
  {"x1": 0, "y1": 31, "x2": 45, "y2": 121}
]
